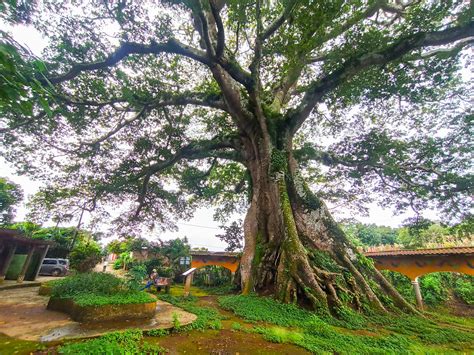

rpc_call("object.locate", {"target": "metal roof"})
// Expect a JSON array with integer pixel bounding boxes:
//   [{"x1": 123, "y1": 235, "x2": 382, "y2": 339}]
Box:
[{"x1": 0, "y1": 228, "x2": 55, "y2": 246}]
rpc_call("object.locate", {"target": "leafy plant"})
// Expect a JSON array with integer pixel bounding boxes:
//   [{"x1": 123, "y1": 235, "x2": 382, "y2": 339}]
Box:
[
  {"x1": 0, "y1": 177, "x2": 23, "y2": 225},
  {"x1": 146, "y1": 328, "x2": 169, "y2": 337},
  {"x1": 172, "y1": 312, "x2": 181, "y2": 331},
  {"x1": 69, "y1": 242, "x2": 102, "y2": 273},
  {"x1": 59, "y1": 329, "x2": 165, "y2": 354},
  {"x1": 157, "y1": 294, "x2": 223, "y2": 331},
  {"x1": 126, "y1": 263, "x2": 147, "y2": 291},
  {"x1": 50, "y1": 272, "x2": 154, "y2": 306},
  {"x1": 51, "y1": 272, "x2": 124, "y2": 298},
  {"x1": 73, "y1": 291, "x2": 154, "y2": 307},
  {"x1": 454, "y1": 276, "x2": 474, "y2": 305}
]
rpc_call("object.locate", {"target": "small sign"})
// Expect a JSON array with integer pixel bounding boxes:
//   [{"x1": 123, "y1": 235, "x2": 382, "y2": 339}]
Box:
[{"x1": 179, "y1": 256, "x2": 191, "y2": 265}]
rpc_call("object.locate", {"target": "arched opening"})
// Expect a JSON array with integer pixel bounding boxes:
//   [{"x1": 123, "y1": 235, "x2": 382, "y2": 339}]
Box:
[
  {"x1": 382, "y1": 270, "x2": 474, "y2": 314},
  {"x1": 193, "y1": 265, "x2": 233, "y2": 287}
]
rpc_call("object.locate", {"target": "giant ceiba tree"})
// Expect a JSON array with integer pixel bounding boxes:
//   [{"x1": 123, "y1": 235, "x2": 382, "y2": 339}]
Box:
[{"x1": 1, "y1": 1, "x2": 473, "y2": 314}]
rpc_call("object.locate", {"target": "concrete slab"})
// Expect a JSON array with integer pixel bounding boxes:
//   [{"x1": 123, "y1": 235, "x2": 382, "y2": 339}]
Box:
[{"x1": 0, "y1": 287, "x2": 196, "y2": 342}]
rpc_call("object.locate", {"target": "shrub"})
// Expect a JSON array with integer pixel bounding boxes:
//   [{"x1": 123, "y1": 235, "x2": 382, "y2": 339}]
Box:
[
  {"x1": 73, "y1": 291, "x2": 154, "y2": 307},
  {"x1": 113, "y1": 259, "x2": 122, "y2": 270},
  {"x1": 50, "y1": 272, "x2": 154, "y2": 306},
  {"x1": 51, "y1": 272, "x2": 124, "y2": 298},
  {"x1": 126, "y1": 263, "x2": 147, "y2": 291},
  {"x1": 420, "y1": 274, "x2": 448, "y2": 306},
  {"x1": 454, "y1": 276, "x2": 474, "y2": 305},
  {"x1": 69, "y1": 242, "x2": 102, "y2": 273}
]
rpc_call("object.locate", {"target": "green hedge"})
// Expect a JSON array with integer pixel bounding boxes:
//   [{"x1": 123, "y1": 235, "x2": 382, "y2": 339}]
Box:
[{"x1": 50, "y1": 272, "x2": 154, "y2": 306}]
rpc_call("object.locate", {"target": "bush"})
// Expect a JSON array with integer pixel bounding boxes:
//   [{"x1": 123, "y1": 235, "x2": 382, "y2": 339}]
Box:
[
  {"x1": 50, "y1": 272, "x2": 154, "y2": 306},
  {"x1": 420, "y1": 274, "x2": 448, "y2": 306},
  {"x1": 113, "y1": 259, "x2": 122, "y2": 270},
  {"x1": 73, "y1": 291, "x2": 154, "y2": 307},
  {"x1": 51, "y1": 272, "x2": 124, "y2": 298},
  {"x1": 69, "y1": 242, "x2": 102, "y2": 273},
  {"x1": 454, "y1": 276, "x2": 474, "y2": 305},
  {"x1": 126, "y1": 263, "x2": 147, "y2": 291}
]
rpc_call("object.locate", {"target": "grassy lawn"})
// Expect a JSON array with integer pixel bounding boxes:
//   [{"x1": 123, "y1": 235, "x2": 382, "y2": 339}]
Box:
[{"x1": 2, "y1": 285, "x2": 473, "y2": 354}]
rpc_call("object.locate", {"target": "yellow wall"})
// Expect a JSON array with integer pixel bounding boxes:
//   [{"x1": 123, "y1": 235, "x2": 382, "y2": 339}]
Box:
[
  {"x1": 191, "y1": 255, "x2": 239, "y2": 273},
  {"x1": 370, "y1": 254, "x2": 474, "y2": 280}
]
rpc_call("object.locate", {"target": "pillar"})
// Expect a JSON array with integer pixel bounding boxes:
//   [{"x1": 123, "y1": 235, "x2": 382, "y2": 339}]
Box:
[
  {"x1": 184, "y1": 273, "x2": 193, "y2": 297},
  {"x1": 33, "y1": 245, "x2": 50, "y2": 280},
  {"x1": 0, "y1": 244, "x2": 17, "y2": 283},
  {"x1": 412, "y1": 277, "x2": 424, "y2": 310},
  {"x1": 17, "y1": 245, "x2": 36, "y2": 283},
  {"x1": 230, "y1": 272, "x2": 235, "y2": 284}
]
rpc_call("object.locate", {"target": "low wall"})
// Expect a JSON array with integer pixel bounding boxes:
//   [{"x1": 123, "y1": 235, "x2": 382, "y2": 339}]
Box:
[
  {"x1": 47, "y1": 297, "x2": 156, "y2": 322},
  {"x1": 38, "y1": 284, "x2": 52, "y2": 296}
]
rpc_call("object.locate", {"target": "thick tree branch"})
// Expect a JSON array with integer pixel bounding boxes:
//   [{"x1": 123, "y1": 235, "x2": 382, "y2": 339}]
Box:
[
  {"x1": 45, "y1": 39, "x2": 210, "y2": 85},
  {"x1": 261, "y1": 0, "x2": 298, "y2": 41},
  {"x1": 210, "y1": 0, "x2": 225, "y2": 58},
  {"x1": 287, "y1": 22, "x2": 474, "y2": 134},
  {"x1": 79, "y1": 92, "x2": 227, "y2": 147},
  {"x1": 140, "y1": 136, "x2": 242, "y2": 179}
]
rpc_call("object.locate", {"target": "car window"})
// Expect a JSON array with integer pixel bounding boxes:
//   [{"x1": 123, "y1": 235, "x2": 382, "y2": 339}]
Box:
[
  {"x1": 42, "y1": 260, "x2": 57, "y2": 265},
  {"x1": 58, "y1": 260, "x2": 67, "y2": 265}
]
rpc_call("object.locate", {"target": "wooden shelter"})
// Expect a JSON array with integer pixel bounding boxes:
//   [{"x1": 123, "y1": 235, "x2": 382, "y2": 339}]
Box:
[{"x1": 0, "y1": 228, "x2": 54, "y2": 283}]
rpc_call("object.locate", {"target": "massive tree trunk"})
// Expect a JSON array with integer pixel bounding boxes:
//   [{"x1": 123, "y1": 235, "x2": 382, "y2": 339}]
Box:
[{"x1": 238, "y1": 124, "x2": 417, "y2": 315}]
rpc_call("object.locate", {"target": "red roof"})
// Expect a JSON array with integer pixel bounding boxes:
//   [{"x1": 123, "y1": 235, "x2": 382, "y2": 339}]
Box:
[{"x1": 364, "y1": 246, "x2": 474, "y2": 257}]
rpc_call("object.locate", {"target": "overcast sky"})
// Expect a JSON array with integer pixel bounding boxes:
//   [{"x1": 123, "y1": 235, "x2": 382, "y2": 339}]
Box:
[{"x1": 0, "y1": 22, "x2": 441, "y2": 250}]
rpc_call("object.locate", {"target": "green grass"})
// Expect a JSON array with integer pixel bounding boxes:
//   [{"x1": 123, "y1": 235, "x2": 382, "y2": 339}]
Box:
[
  {"x1": 218, "y1": 294, "x2": 474, "y2": 354},
  {"x1": 73, "y1": 291, "x2": 154, "y2": 306},
  {"x1": 166, "y1": 284, "x2": 210, "y2": 297},
  {"x1": 51, "y1": 272, "x2": 124, "y2": 298},
  {"x1": 218, "y1": 294, "x2": 314, "y2": 327},
  {"x1": 58, "y1": 329, "x2": 166, "y2": 354},
  {"x1": 157, "y1": 294, "x2": 223, "y2": 331},
  {"x1": 50, "y1": 272, "x2": 154, "y2": 306}
]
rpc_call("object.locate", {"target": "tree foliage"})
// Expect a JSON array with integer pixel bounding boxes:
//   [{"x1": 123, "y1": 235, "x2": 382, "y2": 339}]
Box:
[
  {"x1": 0, "y1": 0, "x2": 473, "y2": 312},
  {"x1": 0, "y1": 0, "x2": 471, "y2": 231},
  {"x1": 216, "y1": 220, "x2": 244, "y2": 252},
  {"x1": 0, "y1": 177, "x2": 23, "y2": 224}
]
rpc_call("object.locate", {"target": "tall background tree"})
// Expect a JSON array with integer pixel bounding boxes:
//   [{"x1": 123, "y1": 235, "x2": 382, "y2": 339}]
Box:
[
  {"x1": 1, "y1": 0, "x2": 472, "y2": 315},
  {"x1": 0, "y1": 177, "x2": 23, "y2": 224}
]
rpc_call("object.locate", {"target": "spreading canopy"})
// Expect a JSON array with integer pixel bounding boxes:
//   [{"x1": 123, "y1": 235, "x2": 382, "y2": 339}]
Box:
[{"x1": 1, "y1": 0, "x2": 472, "y2": 232}]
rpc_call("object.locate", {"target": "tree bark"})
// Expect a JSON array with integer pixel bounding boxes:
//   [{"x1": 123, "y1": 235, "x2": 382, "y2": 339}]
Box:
[{"x1": 239, "y1": 130, "x2": 418, "y2": 315}]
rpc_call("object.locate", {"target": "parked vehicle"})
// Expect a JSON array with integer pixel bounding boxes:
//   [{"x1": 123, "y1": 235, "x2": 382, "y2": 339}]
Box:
[{"x1": 39, "y1": 258, "x2": 69, "y2": 276}]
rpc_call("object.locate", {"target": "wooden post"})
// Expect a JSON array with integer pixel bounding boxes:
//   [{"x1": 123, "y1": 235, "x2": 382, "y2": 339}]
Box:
[
  {"x1": 33, "y1": 245, "x2": 50, "y2": 280},
  {"x1": 230, "y1": 272, "x2": 235, "y2": 284},
  {"x1": 17, "y1": 245, "x2": 36, "y2": 283},
  {"x1": 412, "y1": 277, "x2": 424, "y2": 310},
  {"x1": 184, "y1": 273, "x2": 193, "y2": 297},
  {"x1": 0, "y1": 244, "x2": 17, "y2": 283}
]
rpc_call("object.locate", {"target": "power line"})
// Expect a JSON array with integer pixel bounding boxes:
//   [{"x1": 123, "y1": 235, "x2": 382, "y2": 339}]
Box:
[{"x1": 177, "y1": 222, "x2": 221, "y2": 230}]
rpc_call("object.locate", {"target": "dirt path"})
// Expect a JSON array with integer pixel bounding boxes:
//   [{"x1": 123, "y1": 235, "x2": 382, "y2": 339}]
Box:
[
  {"x1": 155, "y1": 329, "x2": 310, "y2": 355},
  {"x1": 151, "y1": 295, "x2": 310, "y2": 355}
]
